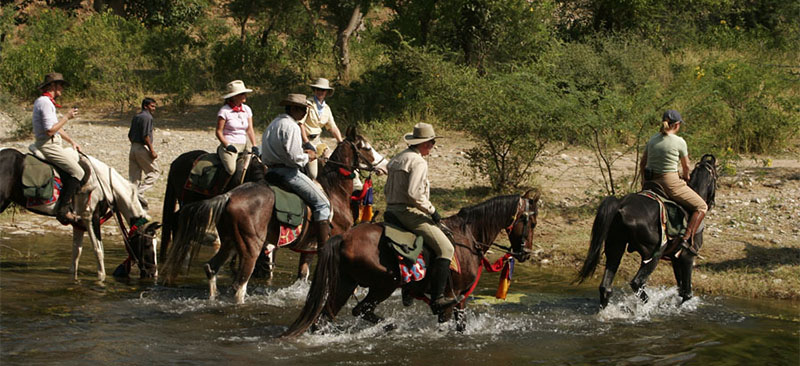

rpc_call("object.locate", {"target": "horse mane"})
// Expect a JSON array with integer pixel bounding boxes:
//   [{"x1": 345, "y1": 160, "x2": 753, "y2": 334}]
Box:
[
  {"x1": 87, "y1": 155, "x2": 147, "y2": 223},
  {"x1": 446, "y1": 194, "x2": 521, "y2": 246}
]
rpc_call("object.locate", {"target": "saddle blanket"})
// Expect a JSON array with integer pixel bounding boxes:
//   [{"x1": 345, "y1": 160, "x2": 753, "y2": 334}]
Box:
[
  {"x1": 278, "y1": 223, "x2": 303, "y2": 247},
  {"x1": 399, "y1": 254, "x2": 426, "y2": 284}
]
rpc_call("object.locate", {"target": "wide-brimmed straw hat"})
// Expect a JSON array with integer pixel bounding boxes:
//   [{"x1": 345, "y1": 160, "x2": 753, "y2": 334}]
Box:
[
  {"x1": 221, "y1": 80, "x2": 253, "y2": 99},
  {"x1": 309, "y1": 78, "x2": 334, "y2": 96},
  {"x1": 404, "y1": 123, "x2": 440, "y2": 145},
  {"x1": 38, "y1": 72, "x2": 69, "y2": 90},
  {"x1": 279, "y1": 93, "x2": 308, "y2": 108}
]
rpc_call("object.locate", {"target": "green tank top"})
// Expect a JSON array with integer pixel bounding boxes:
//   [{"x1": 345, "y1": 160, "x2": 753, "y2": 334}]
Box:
[{"x1": 645, "y1": 133, "x2": 688, "y2": 173}]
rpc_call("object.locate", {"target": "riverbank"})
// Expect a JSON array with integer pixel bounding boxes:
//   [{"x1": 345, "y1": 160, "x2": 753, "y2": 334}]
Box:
[{"x1": 1, "y1": 103, "x2": 798, "y2": 301}]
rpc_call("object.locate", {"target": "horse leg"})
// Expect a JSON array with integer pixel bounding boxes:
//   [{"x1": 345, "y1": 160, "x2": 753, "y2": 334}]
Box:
[
  {"x1": 71, "y1": 226, "x2": 85, "y2": 281},
  {"x1": 85, "y1": 218, "x2": 106, "y2": 282},
  {"x1": 673, "y1": 254, "x2": 695, "y2": 303},
  {"x1": 352, "y1": 285, "x2": 394, "y2": 324},
  {"x1": 231, "y1": 234, "x2": 262, "y2": 305},
  {"x1": 454, "y1": 303, "x2": 467, "y2": 332},
  {"x1": 204, "y1": 240, "x2": 235, "y2": 301},
  {"x1": 599, "y1": 236, "x2": 626, "y2": 308},
  {"x1": 630, "y1": 259, "x2": 659, "y2": 304},
  {"x1": 297, "y1": 252, "x2": 315, "y2": 282}
]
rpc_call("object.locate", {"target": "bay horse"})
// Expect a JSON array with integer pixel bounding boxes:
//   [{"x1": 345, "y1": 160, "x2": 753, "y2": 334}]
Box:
[
  {"x1": 282, "y1": 191, "x2": 540, "y2": 337},
  {"x1": 576, "y1": 154, "x2": 717, "y2": 308},
  {"x1": 161, "y1": 127, "x2": 377, "y2": 304},
  {"x1": 159, "y1": 149, "x2": 265, "y2": 263},
  {"x1": 0, "y1": 148, "x2": 159, "y2": 281},
  {"x1": 161, "y1": 139, "x2": 389, "y2": 281}
]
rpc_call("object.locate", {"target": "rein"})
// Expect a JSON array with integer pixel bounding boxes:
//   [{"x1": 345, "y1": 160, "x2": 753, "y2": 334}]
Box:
[{"x1": 322, "y1": 139, "x2": 376, "y2": 174}]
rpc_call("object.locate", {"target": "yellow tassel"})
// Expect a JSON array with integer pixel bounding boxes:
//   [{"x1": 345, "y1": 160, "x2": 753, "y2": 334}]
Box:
[
  {"x1": 496, "y1": 277, "x2": 510, "y2": 299},
  {"x1": 360, "y1": 204, "x2": 373, "y2": 223}
]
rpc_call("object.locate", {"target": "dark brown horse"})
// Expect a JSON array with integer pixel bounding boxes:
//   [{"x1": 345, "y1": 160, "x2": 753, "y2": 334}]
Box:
[
  {"x1": 161, "y1": 127, "x2": 377, "y2": 303},
  {"x1": 159, "y1": 149, "x2": 265, "y2": 263},
  {"x1": 282, "y1": 191, "x2": 540, "y2": 337},
  {"x1": 0, "y1": 148, "x2": 158, "y2": 281},
  {"x1": 577, "y1": 154, "x2": 717, "y2": 308}
]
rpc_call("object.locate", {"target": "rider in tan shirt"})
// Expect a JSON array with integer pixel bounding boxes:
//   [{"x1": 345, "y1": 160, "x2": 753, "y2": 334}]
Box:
[{"x1": 385, "y1": 123, "x2": 458, "y2": 314}]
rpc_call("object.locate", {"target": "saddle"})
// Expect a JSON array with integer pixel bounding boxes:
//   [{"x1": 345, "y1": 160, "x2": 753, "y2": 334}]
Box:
[
  {"x1": 639, "y1": 181, "x2": 691, "y2": 259},
  {"x1": 185, "y1": 152, "x2": 250, "y2": 195},
  {"x1": 24, "y1": 145, "x2": 94, "y2": 207},
  {"x1": 382, "y1": 211, "x2": 460, "y2": 284}
]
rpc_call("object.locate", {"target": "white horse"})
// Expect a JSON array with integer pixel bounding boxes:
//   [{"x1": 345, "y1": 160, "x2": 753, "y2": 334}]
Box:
[{"x1": 0, "y1": 147, "x2": 159, "y2": 281}]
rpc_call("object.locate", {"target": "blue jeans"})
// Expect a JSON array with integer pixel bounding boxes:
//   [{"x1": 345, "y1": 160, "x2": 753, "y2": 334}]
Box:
[{"x1": 269, "y1": 167, "x2": 330, "y2": 221}]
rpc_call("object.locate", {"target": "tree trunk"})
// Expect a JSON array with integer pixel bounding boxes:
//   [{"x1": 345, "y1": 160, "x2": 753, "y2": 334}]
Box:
[{"x1": 334, "y1": 5, "x2": 363, "y2": 83}]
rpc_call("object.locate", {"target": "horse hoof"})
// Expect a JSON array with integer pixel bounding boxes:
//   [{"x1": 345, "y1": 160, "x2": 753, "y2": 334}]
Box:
[{"x1": 361, "y1": 312, "x2": 384, "y2": 324}]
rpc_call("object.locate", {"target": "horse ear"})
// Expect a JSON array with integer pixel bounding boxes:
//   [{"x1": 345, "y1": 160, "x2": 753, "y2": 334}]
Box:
[
  {"x1": 346, "y1": 126, "x2": 357, "y2": 141},
  {"x1": 522, "y1": 189, "x2": 540, "y2": 201}
]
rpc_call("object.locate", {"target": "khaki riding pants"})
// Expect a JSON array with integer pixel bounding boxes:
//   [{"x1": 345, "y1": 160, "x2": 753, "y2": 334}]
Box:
[
  {"x1": 386, "y1": 205, "x2": 454, "y2": 261},
  {"x1": 217, "y1": 142, "x2": 249, "y2": 175},
  {"x1": 35, "y1": 134, "x2": 84, "y2": 181},
  {"x1": 650, "y1": 172, "x2": 708, "y2": 213},
  {"x1": 129, "y1": 142, "x2": 160, "y2": 195}
]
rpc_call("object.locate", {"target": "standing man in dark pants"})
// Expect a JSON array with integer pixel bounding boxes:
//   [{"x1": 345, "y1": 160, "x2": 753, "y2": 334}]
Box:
[{"x1": 128, "y1": 97, "x2": 160, "y2": 208}]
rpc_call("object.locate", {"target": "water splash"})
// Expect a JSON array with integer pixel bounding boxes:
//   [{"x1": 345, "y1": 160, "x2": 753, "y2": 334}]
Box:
[{"x1": 598, "y1": 286, "x2": 701, "y2": 322}]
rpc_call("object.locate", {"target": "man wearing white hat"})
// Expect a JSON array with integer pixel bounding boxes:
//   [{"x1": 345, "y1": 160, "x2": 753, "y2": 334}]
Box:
[
  {"x1": 300, "y1": 77, "x2": 343, "y2": 180},
  {"x1": 216, "y1": 80, "x2": 258, "y2": 176},
  {"x1": 261, "y1": 93, "x2": 331, "y2": 250},
  {"x1": 384, "y1": 123, "x2": 458, "y2": 314}
]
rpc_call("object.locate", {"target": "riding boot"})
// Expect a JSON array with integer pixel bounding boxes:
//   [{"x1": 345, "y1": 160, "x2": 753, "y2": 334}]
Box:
[
  {"x1": 678, "y1": 211, "x2": 706, "y2": 255},
  {"x1": 428, "y1": 258, "x2": 461, "y2": 315},
  {"x1": 316, "y1": 220, "x2": 331, "y2": 248},
  {"x1": 55, "y1": 176, "x2": 81, "y2": 225}
]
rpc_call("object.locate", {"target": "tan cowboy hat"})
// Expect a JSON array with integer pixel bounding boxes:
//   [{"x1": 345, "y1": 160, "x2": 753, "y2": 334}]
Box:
[
  {"x1": 38, "y1": 72, "x2": 69, "y2": 90},
  {"x1": 404, "y1": 123, "x2": 440, "y2": 145},
  {"x1": 309, "y1": 78, "x2": 334, "y2": 96},
  {"x1": 279, "y1": 93, "x2": 308, "y2": 108},
  {"x1": 222, "y1": 80, "x2": 253, "y2": 99}
]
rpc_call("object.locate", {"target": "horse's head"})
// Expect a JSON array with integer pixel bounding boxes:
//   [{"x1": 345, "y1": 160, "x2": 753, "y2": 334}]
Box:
[
  {"x1": 689, "y1": 154, "x2": 717, "y2": 210},
  {"x1": 506, "y1": 190, "x2": 540, "y2": 263},
  {"x1": 327, "y1": 126, "x2": 378, "y2": 174},
  {"x1": 128, "y1": 220, "x2": 160, "y2": 278}
]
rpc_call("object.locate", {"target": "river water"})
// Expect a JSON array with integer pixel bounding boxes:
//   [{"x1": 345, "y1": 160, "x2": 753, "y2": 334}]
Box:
[{"x1": 1, "y1": 233, "x2": 798, "y2": 365}]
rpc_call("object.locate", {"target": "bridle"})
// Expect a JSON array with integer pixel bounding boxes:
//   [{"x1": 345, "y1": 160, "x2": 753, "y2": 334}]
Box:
[
  {"x1": 321, "y1": 138, "x2": 377, "y2": 175},
  {"x1": 471, "y1": 197, "x2": 536, "y2": 258}
]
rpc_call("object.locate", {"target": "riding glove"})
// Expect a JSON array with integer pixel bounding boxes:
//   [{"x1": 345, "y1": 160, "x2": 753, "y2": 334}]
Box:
[
  {"x1": 302, "y1": 142, "x2": 316, "y2": 153},
  {"x1": 226, "y1": 144, "x2": 238, "y2": 153},
  {"x1": 251, "y1": 146, "x2": 260, "y2": 156}
]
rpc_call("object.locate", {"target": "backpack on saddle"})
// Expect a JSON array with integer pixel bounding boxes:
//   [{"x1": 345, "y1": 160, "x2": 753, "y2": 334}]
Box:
[
  {"x1": 185, "y1": 152, "x2": 252, "y2": 196},
  {"x1": 25, "y1": 145, "x2": 94, "y2": 225},
  {"x1": 639, "y1": 181, "x2": 695, "y2": 259}
]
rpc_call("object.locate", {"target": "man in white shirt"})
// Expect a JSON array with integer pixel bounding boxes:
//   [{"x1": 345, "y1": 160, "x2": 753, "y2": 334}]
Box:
[{"x1": 261, "y1": 93, "x2": 331, "y2": 249}]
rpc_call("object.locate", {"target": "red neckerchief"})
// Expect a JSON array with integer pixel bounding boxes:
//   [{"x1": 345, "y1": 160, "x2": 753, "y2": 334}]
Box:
[
  {"x1": 227, "y1": 102, "x2": 244, "y2": 113},
  {"x1": 42, "y1": 92, "x2": 62, "y2": 108}
]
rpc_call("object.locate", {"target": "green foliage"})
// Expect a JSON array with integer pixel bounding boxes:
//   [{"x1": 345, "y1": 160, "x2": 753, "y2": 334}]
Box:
[{"x1": 126, "y1": 0, "x2": 209, "y2": 28}]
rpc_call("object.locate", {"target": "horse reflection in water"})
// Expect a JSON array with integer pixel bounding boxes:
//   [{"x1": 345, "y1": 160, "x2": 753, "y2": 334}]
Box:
[
  {"x1": 0, "y1": 148, "x2": 159, "y2": 281},
  {"x1": 161, "y1": 127, "x2": 377, "y2": 304},
  {"x1": 282, "y1": 191, "x2": 539, "y2": 337},
  {"x1": 577, "y1": 154, "x2": 717, "y2": 308}
]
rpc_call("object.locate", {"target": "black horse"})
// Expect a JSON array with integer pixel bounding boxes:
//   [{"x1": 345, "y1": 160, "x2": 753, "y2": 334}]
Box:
[
  {"x1": 577, "y1": 154, "x2": 717, "y2": 308},
  {"x1": 160, "y1": 150, "x2": 265, "y2": 262}
]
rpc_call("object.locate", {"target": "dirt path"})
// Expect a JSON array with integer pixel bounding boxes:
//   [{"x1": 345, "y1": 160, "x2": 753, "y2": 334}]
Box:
[{"x1": 2, "y1": 105, "x2": 798, "y2": 299}]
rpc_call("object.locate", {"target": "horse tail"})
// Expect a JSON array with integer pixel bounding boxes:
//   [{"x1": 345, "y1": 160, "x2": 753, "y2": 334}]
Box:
[
  {"x1": 161, "y1": 192, "x2": 231, "y2": 283},
  {"x1": 282, "y1": 234, "x2": 343, "y2": 338},
  {"x1": 159, "y1": 181, "x2": 177, "y2": 262},
  {"x1": 576, "y1": 196, "x2": 621, "y2": 283}
]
